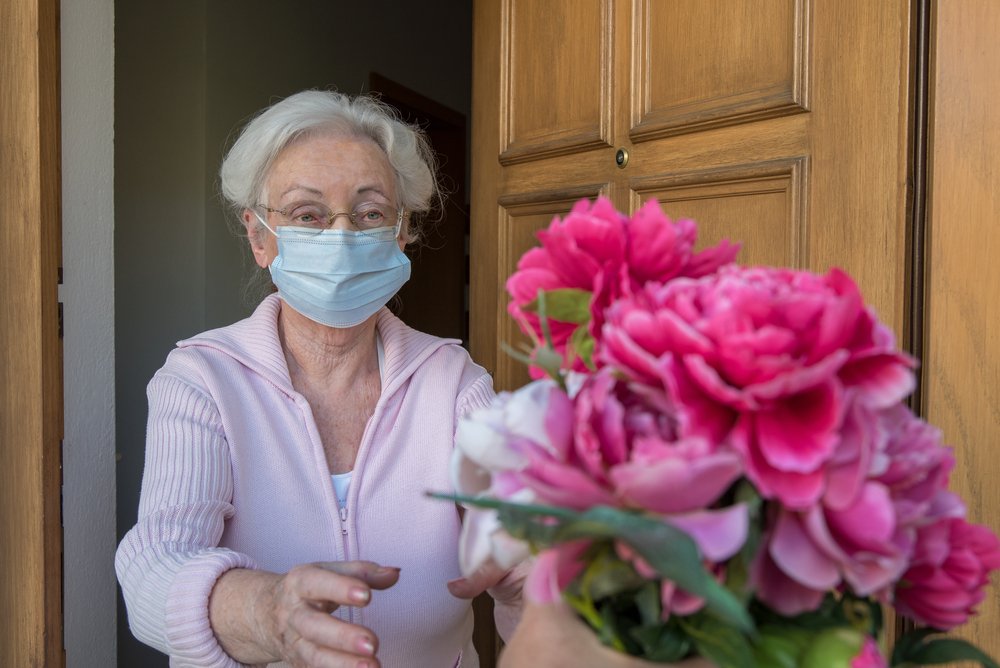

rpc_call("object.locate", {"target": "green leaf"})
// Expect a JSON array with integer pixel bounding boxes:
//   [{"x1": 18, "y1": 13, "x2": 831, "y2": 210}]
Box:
[
  {"x1": 500, "y1": 341, "x2": 534, "y2": 367},
  {"x1": 580, "y1": 546, "x2": 646, "y2": 600},
  {"x1": 597, "y1": 599, "x2": 636, "y2": 653},
  {"x1": 629, "y1": 623, "x2": 692, "y2": 663},
  {"x1": 897, "y1": 637, "x2": 999, "y2": 668},
  {"x1": 427, "y1": 493, "x2": 581, "y2": 521},
  {"x1": 552, "y1": 506, "x2": 754, "y2": 633},
  {"x1": 891, "y1": 627, "x2": 937, "y2": 664},
  {"x1": 531, "y1": 344, "x2": 566, "y2": 380},
  {"x1": 568, "y1": 323, "x2": 596, "y2": 370},
  {"x1": 681, "y1": 615, "x2": 756, "y2": 668},
  {"x1": 428, "y1": 495, "x2": 752, "y2": 632},
  {"x1": 751, "y1": 626, "x2": 811, "y2": 668},
  {"x1": 634, "y1": 580, "x2": 662, "y2": 627},
  {"x1": 524, "y1": 288, "x2": 594, "y2": 325}
]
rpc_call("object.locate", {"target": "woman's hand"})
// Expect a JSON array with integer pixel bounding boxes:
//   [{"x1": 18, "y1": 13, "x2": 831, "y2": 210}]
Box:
[
  {"x1": 498, "y1": 600, "x2": 715, "y2": 668},
  {"x1": 210, "y1": 561, "x2": 400, "y2": 667}
]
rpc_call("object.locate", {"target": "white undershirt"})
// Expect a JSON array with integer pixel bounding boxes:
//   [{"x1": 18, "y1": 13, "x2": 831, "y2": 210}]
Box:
[{"x1": 329, "y1": 333, "x2": 385, "y2": 508}]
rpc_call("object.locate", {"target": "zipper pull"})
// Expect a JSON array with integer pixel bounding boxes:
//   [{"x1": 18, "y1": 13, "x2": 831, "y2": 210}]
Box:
[{"x1": 339, "y1": 506, "x2": 348, "y2": 535}]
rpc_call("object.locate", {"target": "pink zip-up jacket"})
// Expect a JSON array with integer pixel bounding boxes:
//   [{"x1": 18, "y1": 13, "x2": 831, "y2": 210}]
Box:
[{"x1": 116, "y1": 295, "x2": 496, "y2": 667}]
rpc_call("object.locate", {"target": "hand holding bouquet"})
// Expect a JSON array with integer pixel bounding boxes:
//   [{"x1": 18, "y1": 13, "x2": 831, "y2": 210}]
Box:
[{"x1": 443, "y1": 198, "x2": 1000, "y2": 667}]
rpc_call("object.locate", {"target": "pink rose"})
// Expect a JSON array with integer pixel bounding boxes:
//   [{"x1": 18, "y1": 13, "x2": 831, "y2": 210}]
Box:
[
  {"x1": 893, "y1": 518, "x2": 1000, "y2": 630},
  {"x1": 601, "y1": 265, "x2": 916, "y2": 509}
]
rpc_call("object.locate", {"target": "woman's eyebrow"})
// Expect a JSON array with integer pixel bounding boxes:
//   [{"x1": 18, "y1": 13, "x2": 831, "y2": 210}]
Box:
[
  {"x1": 356, "y1": 185, "x2": 390, "y2": 200},
  {"x1": 279, "y1": 185, "x2": 324, "y2": 199},
  {"x1": 276, "y1": 184, "x2": 390, "y2": 201}
]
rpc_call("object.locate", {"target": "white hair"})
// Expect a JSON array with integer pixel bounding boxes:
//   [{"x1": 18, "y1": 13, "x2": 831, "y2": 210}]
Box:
[{"x1": 219, "y1": 89, "x2": 440, "y2": 241}]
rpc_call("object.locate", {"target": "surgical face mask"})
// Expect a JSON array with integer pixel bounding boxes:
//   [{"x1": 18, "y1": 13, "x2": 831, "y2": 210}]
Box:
[{"x1": 255, "y1": 213, "x2": 411, "y2": 328}]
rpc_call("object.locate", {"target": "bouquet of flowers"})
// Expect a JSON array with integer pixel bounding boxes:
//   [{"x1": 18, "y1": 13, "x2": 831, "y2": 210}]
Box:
[{"x1": 445, "y1": 198, "x2": 1000, "y2": 667}]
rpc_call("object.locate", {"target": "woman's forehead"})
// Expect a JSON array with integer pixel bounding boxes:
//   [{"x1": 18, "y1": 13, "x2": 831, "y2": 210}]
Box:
[{"x1": 266, "y1": 132, "x2": 395, "y2": 201}]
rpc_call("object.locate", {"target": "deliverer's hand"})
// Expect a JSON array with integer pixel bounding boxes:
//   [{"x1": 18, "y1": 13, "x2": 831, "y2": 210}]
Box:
[{"x1": 498, "y1": 600, "x2": 715, "y2": 668}]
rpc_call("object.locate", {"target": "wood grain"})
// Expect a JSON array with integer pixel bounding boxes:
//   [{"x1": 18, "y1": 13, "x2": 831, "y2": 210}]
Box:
[
  {"x1": 923, "y1": 0, "x2": 1000, "y2": 657},
  {"x1": 0, "y1": 0, "x2": 64, "y2": 665}
]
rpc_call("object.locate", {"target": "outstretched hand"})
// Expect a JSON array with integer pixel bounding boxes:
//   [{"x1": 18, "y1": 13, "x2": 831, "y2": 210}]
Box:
[
  {"x1": 210, "y1": 561, "x2": 399, "y2": 668},
  {"x1": 263, "y1": 561, "x2": 400, "y2": 667}
]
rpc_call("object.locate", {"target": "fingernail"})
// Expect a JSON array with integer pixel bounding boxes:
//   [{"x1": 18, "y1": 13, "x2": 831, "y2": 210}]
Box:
[
  {"x1": 376, "y1": 566, "x2": 401, "y2": 575},
  {"x1": 349, "y1": 587, "x2": 370, "y2": 604},
  {"x1": 356, "y1": 636, "x2": 375, "y2": 655}
]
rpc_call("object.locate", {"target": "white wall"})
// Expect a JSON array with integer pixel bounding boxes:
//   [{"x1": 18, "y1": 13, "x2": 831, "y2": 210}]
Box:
[{"x1": 61, "y1": 0, "x2": 117, "y2": 665}]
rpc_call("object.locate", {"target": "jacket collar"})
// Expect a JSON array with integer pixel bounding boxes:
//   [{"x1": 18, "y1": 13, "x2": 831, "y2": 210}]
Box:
[{"x1": 176, "y1": 294, "x2": 459, "y2": 396}]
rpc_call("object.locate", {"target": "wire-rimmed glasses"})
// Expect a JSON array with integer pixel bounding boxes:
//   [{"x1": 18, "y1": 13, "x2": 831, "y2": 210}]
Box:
[{"x1": 257, "y1": 200, "x2": 404, "y2": 237}]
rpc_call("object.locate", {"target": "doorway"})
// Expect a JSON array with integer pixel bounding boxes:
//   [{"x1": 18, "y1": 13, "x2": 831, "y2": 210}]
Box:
[{"x1": 112, "y1": 2, "x2": 473, "y2": 665}]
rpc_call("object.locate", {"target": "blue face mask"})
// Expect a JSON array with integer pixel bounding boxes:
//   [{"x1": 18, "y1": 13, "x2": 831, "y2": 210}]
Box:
[{"x1": 256, "y1": 216, "x2": 411, "y2": 328}]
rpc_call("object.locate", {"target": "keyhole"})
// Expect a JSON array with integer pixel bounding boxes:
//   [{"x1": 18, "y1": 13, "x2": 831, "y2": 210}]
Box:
[{"x1": 615, "y1": 148, "x2": 629, "y2": 168}]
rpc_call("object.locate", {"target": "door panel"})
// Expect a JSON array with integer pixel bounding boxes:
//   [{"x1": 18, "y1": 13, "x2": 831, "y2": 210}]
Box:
[
  {"x1": 501, "y1": 0, "x2": 613, "y2": 163},
  {"x1": 634, "y1": 158, "x2": 808, "y2": 269},
  {"x1": 633, "y1": 0, "x2": 808, "y2": 139}
]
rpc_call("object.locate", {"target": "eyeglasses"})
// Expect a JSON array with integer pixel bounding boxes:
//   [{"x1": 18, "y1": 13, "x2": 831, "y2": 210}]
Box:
[{"x1": 257, "y1": 200, "x2": 404, "y2": 237}]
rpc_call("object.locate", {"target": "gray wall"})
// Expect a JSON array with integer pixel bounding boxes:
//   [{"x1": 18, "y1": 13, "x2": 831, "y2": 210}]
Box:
[{"x1": 115, "y1": 1, "x2": 472, "y2": 664}]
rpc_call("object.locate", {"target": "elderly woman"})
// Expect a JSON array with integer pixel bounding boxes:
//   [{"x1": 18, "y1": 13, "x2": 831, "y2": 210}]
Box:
[{"x1": 116, "y1": 90, "x2": 518, "y2": 667}]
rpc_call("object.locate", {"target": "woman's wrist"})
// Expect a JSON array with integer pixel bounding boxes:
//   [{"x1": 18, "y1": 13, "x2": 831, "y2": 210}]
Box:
[{"x1": 208, "y1": 568, "x2": 284, "y2": 664}]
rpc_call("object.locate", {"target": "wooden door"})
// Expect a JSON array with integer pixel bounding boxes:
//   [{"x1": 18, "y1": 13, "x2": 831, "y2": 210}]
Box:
[
  {"x1": 472, "y1": 0, "x2": 914, "y2": 393},
  {"x1": 0, "y1": 0, "x2": 64, "y2": 665},
  {"x1": 923, "y1": 0, "x2": 1000, "y2": 658},
  {"x1": 470, "y1": 0, "x2": 916, "y2": 661}
]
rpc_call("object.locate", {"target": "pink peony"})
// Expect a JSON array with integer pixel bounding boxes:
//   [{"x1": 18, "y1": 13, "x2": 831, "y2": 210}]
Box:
[
  {"x1": 753, "y1": 482, "x2": 910, "y2": 615},
  {"x1": 523, "y1": 540, "x2": 591, "y2": 604},
  {"x1": 506, "y1": 198, "x2": 627, "y2": 364},
  {"x1": 505, "y1": 197, "x2": 738, "y2": 374},
  {"x1": 452, "y1": 379, "x2": 578, "y2": 575},
  {"x1": 874, "y1": 405, "x2": 964, "y2": 529},
  {"x1": 749, "y1": 402, "x2": 958, "y2": 615},
  {"x1": 451, "y1": 370, "x2": 748, "y2": 577},
  {"x1": 601, "y1": 265, "x2": 916, "y2": 509},
  {"x1": 893, "y1": 518, "x2": 1000, "y2": 630}
]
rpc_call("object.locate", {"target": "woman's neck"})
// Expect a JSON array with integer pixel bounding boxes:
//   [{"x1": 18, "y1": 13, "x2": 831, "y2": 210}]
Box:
[{"x1": 277, "y1": 304, "x2": 379, "y2": 383}]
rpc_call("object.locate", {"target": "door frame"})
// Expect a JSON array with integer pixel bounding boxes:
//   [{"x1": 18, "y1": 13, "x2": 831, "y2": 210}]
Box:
[{"x1": 0, "y1": 0, "x2": 64, "y2": 665}]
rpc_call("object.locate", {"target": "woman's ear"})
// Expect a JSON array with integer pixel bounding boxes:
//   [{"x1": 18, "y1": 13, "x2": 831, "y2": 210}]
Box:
[{"x1": 243, "y1": 209, "x2": 272, "y2": 269}]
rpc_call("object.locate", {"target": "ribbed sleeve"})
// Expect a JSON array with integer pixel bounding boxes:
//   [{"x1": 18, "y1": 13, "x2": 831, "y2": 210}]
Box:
[
  {"x1": 455, "y1": 372, "x2": 495, "y2": 423},
  {"x1": 115, "y1": 372, "x2": 258, "y2": 667}
]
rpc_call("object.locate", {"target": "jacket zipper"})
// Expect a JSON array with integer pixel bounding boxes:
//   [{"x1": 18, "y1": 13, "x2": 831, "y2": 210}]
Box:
[{"x1": 338, "y1": 501, "x2": 353, "y2": 624}]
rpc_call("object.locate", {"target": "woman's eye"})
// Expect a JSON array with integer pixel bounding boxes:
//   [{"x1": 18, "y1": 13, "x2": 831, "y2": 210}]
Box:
[
  {"x1": 290, "y1": 207, "x2": 326, "y2": 226},
  {"x1": 357, "y1": 207, "x2": 386, "y2": 224}
]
